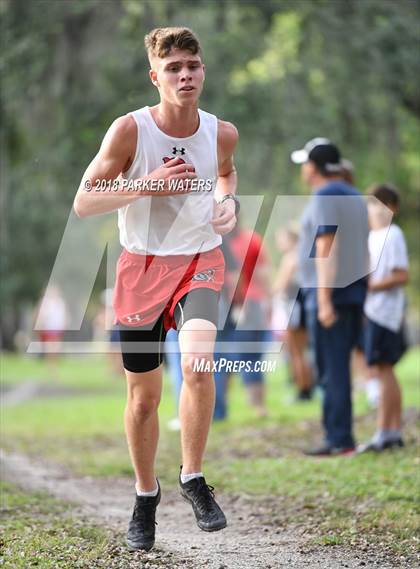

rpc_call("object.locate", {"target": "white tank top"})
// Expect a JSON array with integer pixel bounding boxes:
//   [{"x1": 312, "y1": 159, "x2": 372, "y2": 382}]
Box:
[{"x1": 118, "y1": 106, "x2": 222, "y2": 256}]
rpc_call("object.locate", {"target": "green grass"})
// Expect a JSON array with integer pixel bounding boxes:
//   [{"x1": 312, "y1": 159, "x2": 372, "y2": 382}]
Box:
[
  {"x1": 0, "y1": 353, "x2": 122, "y2": 390},
  {"x1": 0, "y1": 482, "x2": 165, "y2": 569},
  {"x1": 209, "y1": 446, "x2": 420, "y2": 549},
  {"x1": 1, "y1": 348, "x2": 419, "y2": 560}
]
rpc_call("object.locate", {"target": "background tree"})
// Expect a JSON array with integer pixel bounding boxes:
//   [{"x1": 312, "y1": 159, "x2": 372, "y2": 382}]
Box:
[{"x1": 1, "y1": 0, "x2": 419, "y2": 347}]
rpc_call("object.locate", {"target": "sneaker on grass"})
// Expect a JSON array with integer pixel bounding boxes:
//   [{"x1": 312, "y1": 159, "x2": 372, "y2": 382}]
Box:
[
  {"x1": 126, "y1": 481, "x2": 161, "y2": 551},
  {"x1": 357, "y1": 438, "x2": 404, "y2": 454},
  {"x1": 179, "y1": 467, "x2": 227, "y2": 532},
  {"x1": 303, "y1": 443, "x2": 355, "y2": 457}
]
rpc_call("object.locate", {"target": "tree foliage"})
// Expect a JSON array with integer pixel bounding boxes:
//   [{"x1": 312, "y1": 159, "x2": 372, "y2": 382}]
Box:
[{"x1": 1, "y1": 0, "x2": 419, "y2": 338}]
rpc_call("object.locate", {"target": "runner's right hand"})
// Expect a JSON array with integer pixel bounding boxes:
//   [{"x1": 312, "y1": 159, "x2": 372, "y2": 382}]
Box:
[{"x1": 146, "y1": 157, "x2": 197, "y2": 194}]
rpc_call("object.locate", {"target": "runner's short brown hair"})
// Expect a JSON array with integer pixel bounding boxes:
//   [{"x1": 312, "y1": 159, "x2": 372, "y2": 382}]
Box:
[{"x1": 145, "y1": 27, "x2": 202, "y2": 61}]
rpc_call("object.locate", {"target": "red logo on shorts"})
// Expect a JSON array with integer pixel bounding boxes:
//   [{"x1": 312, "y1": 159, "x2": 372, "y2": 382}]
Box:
[{"x1": 192, "y1": 269, "x2": 215, "y2": 282}]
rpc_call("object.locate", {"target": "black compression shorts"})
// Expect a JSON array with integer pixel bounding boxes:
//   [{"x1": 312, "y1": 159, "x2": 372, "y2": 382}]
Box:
[{"x1": 119, "y1": 288, "x2": 219, "y2": 373}]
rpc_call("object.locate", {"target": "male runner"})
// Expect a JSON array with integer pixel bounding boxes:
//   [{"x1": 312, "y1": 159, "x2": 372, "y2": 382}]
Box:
[{"x1": 74, "y1": 27, "x2": 239, "y2": 551}]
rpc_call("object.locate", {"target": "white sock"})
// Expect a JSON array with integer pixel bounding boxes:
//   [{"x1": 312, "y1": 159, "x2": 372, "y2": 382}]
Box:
[
  {"x1": 180, "y1": 471, "x2": 203, "y2": 484},
  {"x1": 389, "y1": 429, "x2": 402, "y2": 441},
  {"x1": 135, "y1": 481, "x2": 159, "y2": 497},
  {"x1": 372, "y1": 429, "x2": 393, "y2": 445}
]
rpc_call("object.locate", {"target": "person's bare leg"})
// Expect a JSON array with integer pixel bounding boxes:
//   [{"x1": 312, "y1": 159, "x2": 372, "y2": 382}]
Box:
[
  {"x1": 178, "y1": 318, "x2": 216, "y2": 475},
  {"x1": 45, "y1": 349, "x2": 60, "y2": 381},
  {"x1": 294, "y1": 329, "x2": 313, "y2": 391},
  {"x1": 286, "y1": 329, "x2": 312, "y2": 391},
  {"x1": 377, "y1": 363, "x2": 402, "y2": 431},
  {"x1": 246, "y1": 382, "x2": 267, "y2": 417},
  {"x1": 124, "y1": 366, "x2": 162, "y2": 491},
  {"x1": 390, "y1": 370, "x2": 402, "y2": 431},
  {"x1": 285, "y1": 330, "x2": 301, "y2": 388},
  {"x1": 110, "y1": 351, "x2": 125, "y2": 378}
]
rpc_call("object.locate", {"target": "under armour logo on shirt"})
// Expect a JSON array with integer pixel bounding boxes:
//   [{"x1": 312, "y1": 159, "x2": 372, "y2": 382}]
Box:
[
  {"x1": 172, "y1": 146, "x2": 186, "y2": 156},
  {"x1": 126, "y1": 313, "x2": 142, "y2": 323}
]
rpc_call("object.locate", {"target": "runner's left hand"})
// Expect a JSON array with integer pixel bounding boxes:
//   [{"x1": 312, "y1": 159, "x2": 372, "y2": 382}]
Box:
[{"x1": 210, "y1": 199, "x2": 236, "y2": 235}]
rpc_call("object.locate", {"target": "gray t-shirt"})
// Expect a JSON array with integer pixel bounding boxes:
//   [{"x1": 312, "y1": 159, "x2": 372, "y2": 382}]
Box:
[{"x1": 298, "y1": 181, "x2": 369, "y2": 309}]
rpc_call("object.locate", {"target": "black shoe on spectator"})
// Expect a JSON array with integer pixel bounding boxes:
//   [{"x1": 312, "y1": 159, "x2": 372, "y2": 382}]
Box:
[
  {"x1": 126, "y1": 481, "x2": 161, "y2": 551},
  {"x1": 179, "y1": 469, "x2": 227, "y2": 532},
  {"x1": 296, "y1": 388, "x2": 313, "y2": 401},
  {"x1": 304, "y1": 444, "x2": 355, "y2": 457}
]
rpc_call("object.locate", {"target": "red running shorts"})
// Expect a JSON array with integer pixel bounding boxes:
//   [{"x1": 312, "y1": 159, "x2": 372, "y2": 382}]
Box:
[{"x1": 113, "y1": 246, "x2": 225, "y2": 331}]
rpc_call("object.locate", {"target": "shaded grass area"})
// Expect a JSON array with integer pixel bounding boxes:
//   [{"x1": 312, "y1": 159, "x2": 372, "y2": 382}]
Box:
[
  {"x1": 1, "y1": 348, "x2": 419, "y2": 560},
  {"x1": 0, "y1": 481, "x2": 180, "y2": 569},
  {"x1": 0, "y1": 353, "x2": 121, "y2": 390}
]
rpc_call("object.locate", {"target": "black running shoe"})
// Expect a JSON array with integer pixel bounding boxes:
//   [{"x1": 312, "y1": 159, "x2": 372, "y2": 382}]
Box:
[
  {"x1": 303, "y1": 444, "x2": 355, "y2": 457},
  {"x1": 179, "y1": 469, "x2": 227, "y2": 532},
  {"x1": 126, "y1": 481, "x2": 161, "y2": 551}
]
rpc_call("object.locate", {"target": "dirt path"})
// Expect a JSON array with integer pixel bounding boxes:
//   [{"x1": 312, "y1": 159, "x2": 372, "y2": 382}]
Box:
[
  {"x1": 1, "y1": 379, "x2": 117, "y2": 406},
  {"x1": 1, "y1": 449, "x2": 401, "y2": 569}
]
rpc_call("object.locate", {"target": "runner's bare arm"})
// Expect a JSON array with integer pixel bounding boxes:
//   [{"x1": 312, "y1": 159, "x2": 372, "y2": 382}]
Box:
[
  {"x1": 74, "y1": 116, "x2": 138, "y2": 217},
  {"x1": 215, "y1": 120, "x2": 238, "y2": 200},
  {"x1": 74, "y1": 116, "x2": 197, "y2": 218},
  {"x1": 211, "y1": 120, "x2": 239, "y2": 235}
]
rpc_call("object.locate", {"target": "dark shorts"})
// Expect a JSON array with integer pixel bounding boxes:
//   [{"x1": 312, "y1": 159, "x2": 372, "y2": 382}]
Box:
[
  {"x1": 288, "y1": 290, "x2": 306, "y2": 330},
  {"x1": 119, "y1": 288, "x2": 219, "y2": 373},
  {"x1": 364, "y1": 317, "x2": 407, "y2": 366}
]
